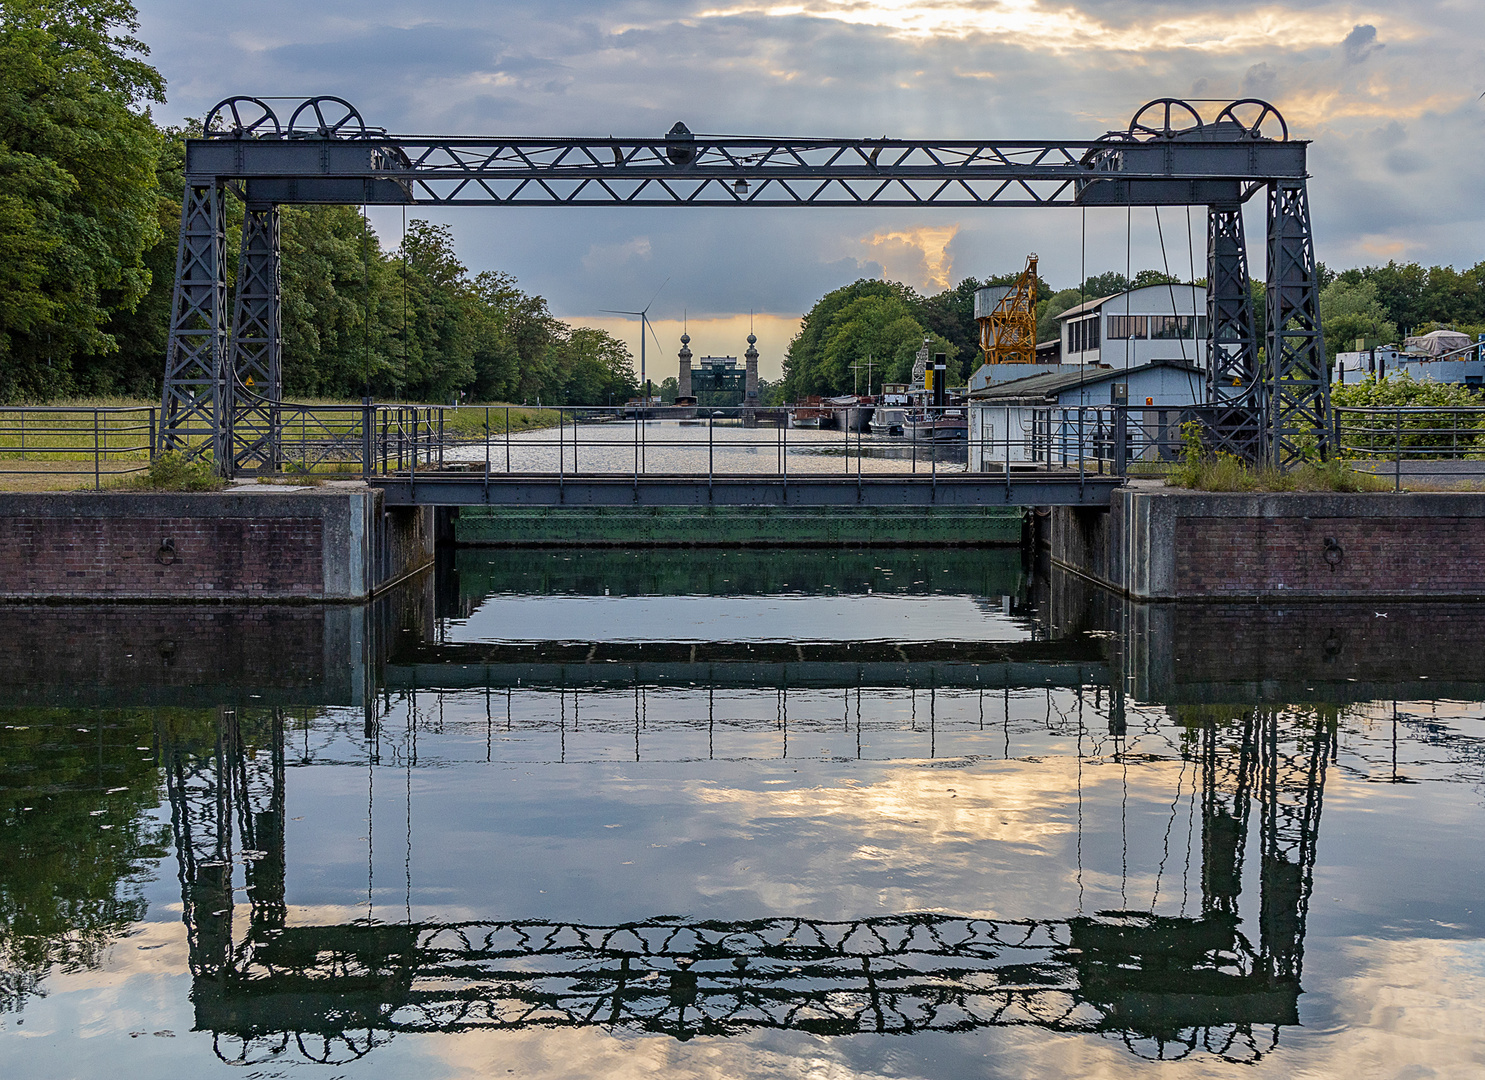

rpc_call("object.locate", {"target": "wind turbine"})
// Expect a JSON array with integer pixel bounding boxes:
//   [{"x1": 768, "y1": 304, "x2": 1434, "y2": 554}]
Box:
[{"x1": 602, "y1": 277, "x2": 669, "y2": 400}]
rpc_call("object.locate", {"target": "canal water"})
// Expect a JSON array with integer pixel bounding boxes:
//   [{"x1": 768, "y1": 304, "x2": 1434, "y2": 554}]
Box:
[{"x1": 4, "y1": 547, "x2": 1485, "y2": 1078}]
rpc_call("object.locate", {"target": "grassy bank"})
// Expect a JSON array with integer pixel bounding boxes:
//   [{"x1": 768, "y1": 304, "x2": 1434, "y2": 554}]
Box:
[{"x1": 0, "y1": 399, "x2": 570, "y2": 491}]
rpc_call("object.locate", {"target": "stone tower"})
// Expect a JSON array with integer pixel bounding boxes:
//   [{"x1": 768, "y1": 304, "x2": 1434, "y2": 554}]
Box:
[
  {"x1": 744, "y1": 332, "x2": 759, "y2": 402},
  {"x1": 677, "y1": 331, "x2": 693, "y2": 399}
]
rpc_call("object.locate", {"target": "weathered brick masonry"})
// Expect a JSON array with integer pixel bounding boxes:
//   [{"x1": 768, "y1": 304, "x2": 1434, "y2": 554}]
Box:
[
  {"x1": 0, "y1": 490, "x2": 435, "y2": 601},
  {"x1": 1174, "y1": 515, "x2": 1485, "y2": 596},
  {"x1": 0, "y1": 515, "x2": 325, "y2": 596},
  {"x1": 1053, "y1": 488, "x2": 1485, "y2": 600}
]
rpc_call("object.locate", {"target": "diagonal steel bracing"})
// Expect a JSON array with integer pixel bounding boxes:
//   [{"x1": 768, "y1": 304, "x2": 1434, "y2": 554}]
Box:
[
  {"x1": 159, "y1": 183, "x2": 228, "y2": 463},
  {"x1": 1264, "y1": 182, "x2": 1330, "y2": 465},
  {"x1": 228, "y1": 205, "x2": 282, "y2": 473}
]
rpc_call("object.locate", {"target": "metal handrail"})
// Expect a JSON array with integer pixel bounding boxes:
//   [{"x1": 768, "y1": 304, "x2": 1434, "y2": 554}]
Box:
[
  {"x1": 414, "y1": 403, "x2": 983, "y2": 483},
  {"x1": 0, "y1": 405, "x2": 157, "y2": 490},
  {"x1": 1333, "y1": 405, "x2": 1485, "y2": 490}
]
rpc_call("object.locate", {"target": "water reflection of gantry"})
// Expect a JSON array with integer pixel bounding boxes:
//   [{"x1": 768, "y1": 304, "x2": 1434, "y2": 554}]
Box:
[{"x1": 162, "y1": 704, "x2": 1334, "y2": 1065}]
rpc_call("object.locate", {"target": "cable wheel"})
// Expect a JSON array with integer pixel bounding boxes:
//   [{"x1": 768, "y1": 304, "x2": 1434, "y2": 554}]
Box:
[
  {"x1": 204, "y1": 96, "x2": 281, "y2": 140},
  {"x1": 1213, "y1": 99, "x2": 1288, "y2": 141},
  {"x1": 1127, "y1": 99, "x2": 1204, "y2": 140},
  {"x1": 288, "y1": 96, "x2": 367, "y2": 139}
]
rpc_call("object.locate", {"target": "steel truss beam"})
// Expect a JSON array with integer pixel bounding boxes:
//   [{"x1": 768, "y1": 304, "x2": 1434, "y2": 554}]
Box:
[
  {"x1": 162, "y1": 97, "x2": 1330, "y2": 471},
  {"x1": 183, "y1": 132, "x2": 1304, "y2": 209}
]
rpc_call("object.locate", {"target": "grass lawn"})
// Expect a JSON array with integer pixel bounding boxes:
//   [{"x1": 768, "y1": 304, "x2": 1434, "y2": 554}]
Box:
[{"x1": 0, "y1": 399, "x2": 564, "y2": 491}]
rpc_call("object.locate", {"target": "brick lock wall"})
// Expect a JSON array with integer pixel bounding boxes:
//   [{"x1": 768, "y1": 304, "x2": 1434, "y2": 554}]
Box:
[
  {"x1": 1174, "y1": 516, "x2": 1485, "y2": 597},
  {"x1": 0, "y1": 515, "x2": 324, "y2": 598}
]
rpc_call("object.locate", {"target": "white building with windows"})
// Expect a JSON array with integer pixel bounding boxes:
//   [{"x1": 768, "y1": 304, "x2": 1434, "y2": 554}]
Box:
[{"x1": 1059, "y1": 284, "x2": 1208, "y2": 369}]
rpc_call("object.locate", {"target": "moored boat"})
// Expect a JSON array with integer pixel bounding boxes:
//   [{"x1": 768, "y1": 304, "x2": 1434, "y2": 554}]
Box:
[{"x1": 904, "y1": 408, "x2": 968, "y2": 441}]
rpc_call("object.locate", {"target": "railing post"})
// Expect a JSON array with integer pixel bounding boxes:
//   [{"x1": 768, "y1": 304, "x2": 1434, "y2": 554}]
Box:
[
  {"x1": 149, "y1": 407, "x2": 157, "y2": 462},
  {"x1": 93, "y1": 409, "x2": 101, "y2": 490},
  {"x1": 1395, "y1": 407, "x2": 1402, "y2": 492},
  {"x1": 485, "y1": 406, "x2": 490, "y2": 476},
  {"x1": 362, "y1": 399, "x2": 373, "y2": 480},
  {"x1": 1077, "y1": 407, "x2": 1085, "y2": 498},
  {"x1": 1114, "y1": 405, "x2": 1128, "y2": 477},
  {"x1": 505, "y1": 406, "x2": 511, "y2": 474}
]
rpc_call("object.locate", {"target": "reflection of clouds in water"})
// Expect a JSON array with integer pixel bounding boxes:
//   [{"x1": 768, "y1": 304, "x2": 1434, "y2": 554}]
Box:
[
  {"x1": 455, "y1": 595, "x2": 1025, "y2": 643},
  {"x1": 406, "y1": 935, "x2": 1485, "y2": 1079},
  {"x1": 425, "y1": 1024, "x2": 888, "y2": 1080}
]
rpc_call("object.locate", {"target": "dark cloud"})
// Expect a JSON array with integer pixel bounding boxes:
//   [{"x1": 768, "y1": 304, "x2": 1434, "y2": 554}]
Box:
[
  {"x1": 1342, "y1": 24, "x2": 1382, "y2": 64},
  {"x1": 132, "y1": 0, "x2": 1485, "y2": 318},
  {"x1": 1241, "y1": 62, "x2": 1278, "y2": 98}
]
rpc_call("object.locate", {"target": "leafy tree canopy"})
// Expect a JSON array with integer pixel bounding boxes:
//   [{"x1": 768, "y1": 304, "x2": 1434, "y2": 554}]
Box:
[{"x1": 0, "y1": 0, "x2": 166, "y2": 398}]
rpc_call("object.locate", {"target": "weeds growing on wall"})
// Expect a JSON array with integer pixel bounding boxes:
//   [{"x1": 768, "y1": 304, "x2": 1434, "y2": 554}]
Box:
[
  {"x1": 128, "y1": 452, "x2": 224, "y2": 492},
  {"x1": 1167, "y1": 423, "x2": 1392, "y2": 493}
]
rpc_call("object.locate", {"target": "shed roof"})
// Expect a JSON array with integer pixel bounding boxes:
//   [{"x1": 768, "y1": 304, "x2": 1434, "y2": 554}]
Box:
[
  {"x1": 969, "y1": 359, "x2": 1203, "y2": 402},
  {"x1": 1056, "y1": 283, "x2": 1206, "y2": 322}
]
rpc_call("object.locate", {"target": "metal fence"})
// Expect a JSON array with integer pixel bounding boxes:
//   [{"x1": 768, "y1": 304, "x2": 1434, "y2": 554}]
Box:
[
  {"x1": 424, "y1": 404, "x2": 977, "y2": 482},
  {"x1": 0, "y1": 406, "x2": 157, "y2": 489},
  {"x1": 1015, "y1": 403, "x2": 1267, "y2": 476},
  {"x1": 1333, "y1": 406, "x2": 1485, "y2": 490}
]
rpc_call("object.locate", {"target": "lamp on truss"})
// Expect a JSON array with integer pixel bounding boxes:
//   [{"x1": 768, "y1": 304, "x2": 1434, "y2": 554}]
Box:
[{"x1": 733, "y1": 177, "x2": 749, "y2": 196}]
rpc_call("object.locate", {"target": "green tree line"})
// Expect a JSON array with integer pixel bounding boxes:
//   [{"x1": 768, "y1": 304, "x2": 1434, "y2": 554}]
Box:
[
  {"x1": 0, "y1": 0, "x2": 638, "y2": 405},
  {"x1": 782, "y1": 260, "x2": 1483, "y2": 399},
  {"x1": 5, "y1": 2, "x2": 1481, "y2": 405}
]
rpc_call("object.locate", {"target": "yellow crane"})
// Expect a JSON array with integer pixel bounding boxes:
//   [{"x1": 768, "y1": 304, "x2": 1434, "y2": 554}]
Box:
[{"x1": 978, "y1": 254, "x2": 1038, "y2": 364}]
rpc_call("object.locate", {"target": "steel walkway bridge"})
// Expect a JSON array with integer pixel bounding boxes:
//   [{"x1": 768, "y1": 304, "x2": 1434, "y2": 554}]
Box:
[{"x1": 160, "y1": 94, "x2": 1329, "y2": 476}]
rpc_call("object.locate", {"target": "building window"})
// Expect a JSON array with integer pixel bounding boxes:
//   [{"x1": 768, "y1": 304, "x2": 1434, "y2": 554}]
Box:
[
  {"x1": 1067, "y1": 317, "x2": 1101, "y2": 354},
  {"x1": 1107, "y1": 315, "x2": 1148, "y2": 339},
  {"x1": 1148, "y1": 315, "x2": 1204, "y2": 339},
  {"x1": 1108, "y1": 314, "x2": 1207, "y2": 340}
]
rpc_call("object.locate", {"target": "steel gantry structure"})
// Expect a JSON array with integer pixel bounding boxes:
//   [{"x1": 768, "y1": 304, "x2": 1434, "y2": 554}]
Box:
[{"x1": 162, "y1": 95, "x2": 1326, "y2": 473}]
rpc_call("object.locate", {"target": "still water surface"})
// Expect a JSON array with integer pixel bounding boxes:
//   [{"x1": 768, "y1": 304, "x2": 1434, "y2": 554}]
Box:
[{"x1": 3, "y1": 548, "x2": 1485, "y2": 1078}]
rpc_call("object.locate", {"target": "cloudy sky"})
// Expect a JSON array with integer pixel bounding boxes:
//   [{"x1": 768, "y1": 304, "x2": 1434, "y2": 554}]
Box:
[{"x1": 134, "y1": 0, "x2": 1485, "y2": 377}]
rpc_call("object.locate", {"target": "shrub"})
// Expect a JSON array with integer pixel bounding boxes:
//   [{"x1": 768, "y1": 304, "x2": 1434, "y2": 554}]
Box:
[{"x1": 136, "y1": 452, "x2": 223, "y2": 492}]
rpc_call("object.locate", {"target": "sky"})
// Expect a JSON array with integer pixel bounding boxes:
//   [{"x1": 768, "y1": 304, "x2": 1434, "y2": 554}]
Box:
[{"x1": 133, "y1": 0, "x2": 1485, "y2": 378}]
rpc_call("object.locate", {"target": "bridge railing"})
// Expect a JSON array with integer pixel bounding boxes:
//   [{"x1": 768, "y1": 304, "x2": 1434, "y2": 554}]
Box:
[
  {"x1": 0, "y1": 405, "x2": 157, "y2": 490},
  {"x1": 1016, "y1": 404, "x2": 1267, "y2": 476},
  {"x1": 1333, "y1": 405, "x2": 1485, "y2": 490},
  {"x1": 414, "y1": 403, "x2": 979, "y2": 480}
]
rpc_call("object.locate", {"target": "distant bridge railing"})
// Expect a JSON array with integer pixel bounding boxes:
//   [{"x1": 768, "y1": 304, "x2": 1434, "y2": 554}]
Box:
[{"x1": 404, "y1": 403, "x2": 974, "y2": 482}]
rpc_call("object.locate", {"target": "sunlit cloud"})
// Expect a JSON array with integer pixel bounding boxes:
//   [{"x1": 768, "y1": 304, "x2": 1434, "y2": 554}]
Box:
[
  {"x1": 860, "y1": 224, "x2": 960, "y2": 291},
  {"x1": 697, "y1": 0, "x2": 1405, "y2": 54}
]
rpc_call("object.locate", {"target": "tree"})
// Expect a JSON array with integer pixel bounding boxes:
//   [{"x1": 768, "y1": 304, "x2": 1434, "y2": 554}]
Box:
[
  {"x1": 1319, "y1": 278, "x2": 1399, "y2": 362},
  {"x1": 550, "y1": 326, "x2": 636, "y2": 404},
  {"x1": 783, "y1": 278, "x2": 942, "y2": 397},
  {"x1": 1080, "y1": 271, "x2": 1131, "y2": 299},
  {"x1": 0, "y1": 0, "x2": 167, "y2": 399},
  {"x1": 915, "y1": 277, "x2": 981, "y2": 370}
]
